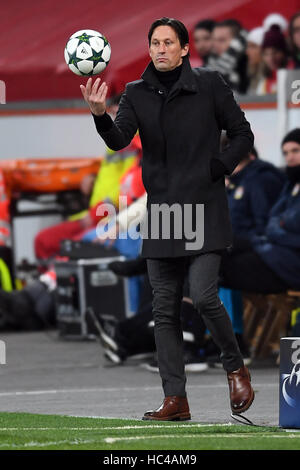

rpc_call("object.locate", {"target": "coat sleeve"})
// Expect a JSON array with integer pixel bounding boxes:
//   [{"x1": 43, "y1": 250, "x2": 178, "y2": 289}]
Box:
[
  {"x1": 211, "y1": 71, "x2": 254, "y2": 174},
  {"x1": 265, "y1": 208, "x2": 300, "y2": 248},
  {"x1": 92, "y1": 84, "x2": 139, "y2": 151}
]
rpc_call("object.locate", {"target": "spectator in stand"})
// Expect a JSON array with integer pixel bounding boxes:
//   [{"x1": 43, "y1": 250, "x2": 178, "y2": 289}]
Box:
[
  {"x1": 220, "y1": 128, "x2": 300, "y2": 294},
  {"x1": 246, "y1": 27, "x2": 264, "y2": 94},
  {"x1": 289, "y1": 11, "x2": 300, "y2": 69},
  {"x1": 256, "y1": 24, "x2": 291, "y2": 95},
  {"x1": 263, "y1": 13, "x2": 288, "y2": 36},
  {"x1": 227, "y1": 147, "x2": 286, "y2": 242},
  {"x1": 192, "y1": 19, "x2": 216, "y2": 66},
  {"x1": 207, "y1": 19, "x2": 249, "y2": 93}
]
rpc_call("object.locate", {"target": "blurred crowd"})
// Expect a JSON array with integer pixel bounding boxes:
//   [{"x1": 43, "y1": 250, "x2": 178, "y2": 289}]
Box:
[{"x1": 191, "y1": 11, "x2": 300, "y2": 95}]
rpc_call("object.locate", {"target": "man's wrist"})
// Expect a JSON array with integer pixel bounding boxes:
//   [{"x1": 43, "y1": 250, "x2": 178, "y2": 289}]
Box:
[
  {"x1": 92, "y1": 109, "x2": 106, "y2": 116},
  {"x1": 92, "y1": 111, "x2": 113, "y2": 132}
]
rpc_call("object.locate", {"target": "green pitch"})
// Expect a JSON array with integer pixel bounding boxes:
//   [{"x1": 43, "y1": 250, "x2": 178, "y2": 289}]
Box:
[{"x1": 0, "y1": 412, "x2": 299, "y2": 450}]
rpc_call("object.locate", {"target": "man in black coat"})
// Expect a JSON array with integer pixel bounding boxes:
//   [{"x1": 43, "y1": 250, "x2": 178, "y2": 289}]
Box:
[{"x1": 81, "y1": 17, "x2": 255, "y2": 421}]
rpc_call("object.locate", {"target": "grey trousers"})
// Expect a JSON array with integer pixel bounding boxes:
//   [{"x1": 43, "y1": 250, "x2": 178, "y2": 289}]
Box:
[{"x1": 146, "y1": 253, "x2": 244, "y2": 397}]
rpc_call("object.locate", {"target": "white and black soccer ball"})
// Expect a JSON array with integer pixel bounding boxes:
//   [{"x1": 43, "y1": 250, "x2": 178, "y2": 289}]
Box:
[{"x1": 64, "y1": 29, "x2": 111, "y2": 76}]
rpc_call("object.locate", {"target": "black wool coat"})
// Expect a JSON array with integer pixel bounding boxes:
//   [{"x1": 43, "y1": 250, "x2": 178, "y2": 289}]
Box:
[{"x1": 93, "y1": 55, "x2": 254, "y2": 258}]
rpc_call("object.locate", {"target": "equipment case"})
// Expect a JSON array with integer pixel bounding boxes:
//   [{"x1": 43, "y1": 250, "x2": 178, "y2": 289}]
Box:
[{"x1": 54, "y1": 256, "x2": 131, "y2": 338}]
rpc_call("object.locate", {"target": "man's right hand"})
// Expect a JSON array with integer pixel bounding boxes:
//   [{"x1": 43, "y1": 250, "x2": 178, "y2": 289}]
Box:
[{"x1": 80, "y1": 77, "x2": 108, "y2": 116}]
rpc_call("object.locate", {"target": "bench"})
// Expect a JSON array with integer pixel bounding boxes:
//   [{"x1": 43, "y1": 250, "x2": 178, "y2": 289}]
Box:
[{"x1": 243, "y1": 291, "x2": 300, "y2": 359}]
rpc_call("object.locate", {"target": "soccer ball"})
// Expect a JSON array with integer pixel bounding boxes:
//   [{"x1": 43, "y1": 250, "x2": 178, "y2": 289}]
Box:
[{"x1": 64, "y1": 29, "x2": 111, "y2": 76}]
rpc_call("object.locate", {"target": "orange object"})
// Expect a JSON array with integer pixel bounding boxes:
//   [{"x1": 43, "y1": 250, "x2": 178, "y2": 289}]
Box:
[
  {"x1": 0, "y1": 169, "x2": 11, "y2": 246},
  {"x1": 119, "y1": 164, "x2": 144, "y2": 206},
  {"x1": 0, "y1": 157, "x2": 102, "y2": 196},
  {"x1": 131, "y1": 134, "x2": 142, "y2": 154}
]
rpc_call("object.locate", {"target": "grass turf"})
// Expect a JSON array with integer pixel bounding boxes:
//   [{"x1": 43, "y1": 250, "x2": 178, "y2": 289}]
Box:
[{"x1": 0, "y1": 412, "x2": 299, "y2": 450}]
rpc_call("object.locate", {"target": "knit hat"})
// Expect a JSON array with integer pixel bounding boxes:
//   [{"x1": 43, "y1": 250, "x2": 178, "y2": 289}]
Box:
[
  {"x1": 282, "y1": 128, "x2": 300, "y2": 147},
  {"x1": 262, "y1": 24, "x2": 287, "y2": 52},
  {"x1": 247, "y1": 27, "x2": 264, "y2": 46},
  {"x1": 263, "y1": 13, "x2": 288, "y2": 33}
]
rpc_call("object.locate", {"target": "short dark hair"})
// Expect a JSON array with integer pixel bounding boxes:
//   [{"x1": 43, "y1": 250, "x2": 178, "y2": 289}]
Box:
[
  {"x1": 194, "y1": 19, "x2": 216, "y2": 33},
  {"x1": 148, "y1": 17, "x2": 189, "y2": 55},
  {"x1": 215, "y1": 19, "x2": 243, "y2": 38},
  {"x1": 282, "y1": 128, "x2": 300, "y2": 147}
]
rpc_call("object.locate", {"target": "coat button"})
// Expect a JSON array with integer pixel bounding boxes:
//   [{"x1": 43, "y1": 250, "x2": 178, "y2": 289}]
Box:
[{"x1": 158, "y1": 90, "x2": 164, "y2": 94}]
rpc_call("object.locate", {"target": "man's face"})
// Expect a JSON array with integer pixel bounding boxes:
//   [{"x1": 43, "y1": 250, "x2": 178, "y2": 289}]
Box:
[
  {"x1": 193, "y1": 28, "x2": 213, "y2": 58},
  {"x1": 212, "y1": 26, "x2": 233, "y2": 56},
  {"x1": 149, "y1": 25, "x2": 189, "y2": 71},
  {"x1": 246, "y1": 42, "x2": 262, "y2": 66},
  {"x1": 292, "y1": 16, "x2": 300, "y2": 49},
  {"x1": 282, "y1": 141, "x2": 300, "y2": 166}
]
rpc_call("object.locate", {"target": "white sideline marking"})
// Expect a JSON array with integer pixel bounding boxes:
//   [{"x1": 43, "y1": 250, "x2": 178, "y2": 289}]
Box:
[
  {"x1": 0, "y1": 423, "x2": 234, "y2": 431},
  {"x1": 0, "y1": 433, "x2": 297, "y2": 449},
  {"x1": 0, "y1": 431, "x2": 298, "y2": 448},
  {"x1": 0, "y1": 383, "x2": 277, "y2": 397},
  {"x1": 105, "y1": 433, "x2": 300, "y2": 444},
  {"x1": 0, "y1": 439, "x2": 96, "y2": 448}
]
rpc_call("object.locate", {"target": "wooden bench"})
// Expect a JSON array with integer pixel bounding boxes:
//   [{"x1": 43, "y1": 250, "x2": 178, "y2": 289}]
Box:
[{"x1": 243, "y1": 291, "x2": 300, "y2": 359}]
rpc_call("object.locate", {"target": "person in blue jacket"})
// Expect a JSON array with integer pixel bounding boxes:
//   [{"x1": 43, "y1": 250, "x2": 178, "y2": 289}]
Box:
[
  {"x1": 220, "y1": 128, "x2": 300, "y2": 293},
  {"x1": 227, "y1": 146, "x2": 286, "y2": 242}
]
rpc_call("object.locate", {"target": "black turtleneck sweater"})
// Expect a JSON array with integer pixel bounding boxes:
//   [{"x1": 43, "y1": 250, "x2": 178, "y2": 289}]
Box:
[
  {"x1": 153, "y1": 62, "x2": 183, "y2": 92},
  {"x1": 93, "y1": 60, "x2": 226, "y2": 181}
]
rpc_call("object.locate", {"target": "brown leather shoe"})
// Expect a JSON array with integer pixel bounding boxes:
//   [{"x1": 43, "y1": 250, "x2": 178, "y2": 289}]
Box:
[
  {"x1": 142, "y1": 396, "x2": 191, "y2": 421},
  {"x1": 227, "y1": 365, "x2": 255, "y2": 414}
]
